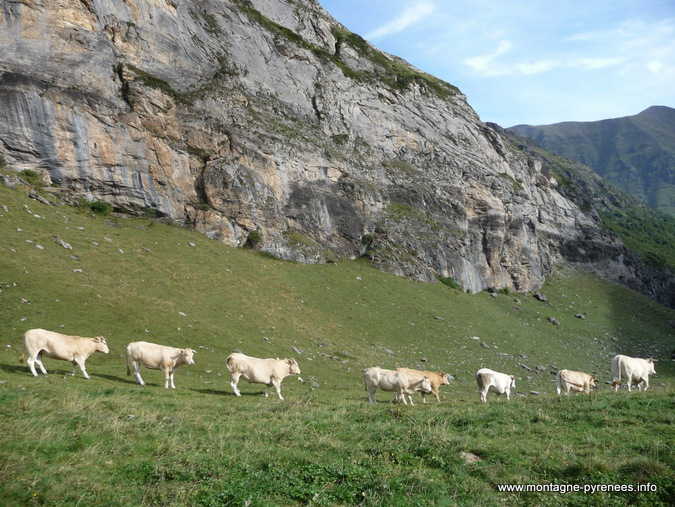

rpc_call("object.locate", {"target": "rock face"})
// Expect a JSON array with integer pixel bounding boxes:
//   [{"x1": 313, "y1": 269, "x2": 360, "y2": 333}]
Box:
[{"x1": 0, "y1": 0, "x2": 658, "y2": 295}]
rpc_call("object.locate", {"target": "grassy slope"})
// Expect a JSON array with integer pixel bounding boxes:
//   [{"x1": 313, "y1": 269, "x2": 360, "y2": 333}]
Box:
[{"x1": 1, "y1": 183, "x2": 674, "y2": 506}]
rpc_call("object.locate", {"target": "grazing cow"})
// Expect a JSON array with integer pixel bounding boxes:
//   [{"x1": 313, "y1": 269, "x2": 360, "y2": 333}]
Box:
[
  {"x1": 476, "y1": 368, "x2": 516, "y2": 402},
  {"x1": 611, "y1": 354, "x2": 656, "y2": 392},
  {"x1": 396, "y1": 368, "x2": 450, "y2": 403},
  {"x1": 364, "y1": 367, "x2": 432, "y2": 405},
  {"x1": 20, "y1": 328, "x2": 109, "y2": 379},
  {"x1": 226, "y1": 352, "x2": 300, "y2": 400},
  {"x1": 126, "y1": 341, "x2": 195, "y2": 389},
  {"x1": 555, "y1": 369, "x2": 597, "y2": 396}
]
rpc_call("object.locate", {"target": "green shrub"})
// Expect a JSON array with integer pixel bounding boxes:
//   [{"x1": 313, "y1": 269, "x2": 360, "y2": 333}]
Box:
[
  {"x1": 19, "y1": 170, "x2": 42, "y2": 186},
  {"x1": 438, "y1": 276, "x2": 461, "y2": 290},
  {"x1": 244, "y1": 230, "x2": 263, "y2": 249}
]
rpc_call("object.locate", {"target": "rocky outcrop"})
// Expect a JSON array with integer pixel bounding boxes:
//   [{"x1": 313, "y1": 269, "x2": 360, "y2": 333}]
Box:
[{"x1": 0, "y1": 0, "x2": 663, "y2": 297}]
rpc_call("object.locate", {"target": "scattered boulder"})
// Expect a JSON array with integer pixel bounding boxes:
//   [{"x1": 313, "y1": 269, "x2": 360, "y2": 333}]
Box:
[
  {"x1": 547, "y1": 317, "x2": 560, "y2": 326},
  {"x1": 519, "y1": 362, "x2": 532, "y2": 371},
  {"x1": 574, "y1": 313, "x2": 586, "y2": 319},
  {"x1": 52, "y1": 236, "x2": 72, "y2": 250},
  {"x1": 534, "y1": 293, "x2": 548, "y2": 302},
  {"x1": 480, "y1": 341, "x2": 490, "y2": 349},
  {"x1": 460, "y1": 451, "x2": 482, "y2": 464}
]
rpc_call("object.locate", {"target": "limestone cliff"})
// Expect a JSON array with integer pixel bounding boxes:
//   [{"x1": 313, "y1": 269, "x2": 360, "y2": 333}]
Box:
[{"x1": 0, "y1": 0, "x2": 660, "y2": 298}]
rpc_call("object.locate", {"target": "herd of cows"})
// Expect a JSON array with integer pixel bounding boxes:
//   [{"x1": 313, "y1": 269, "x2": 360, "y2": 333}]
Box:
[{"x1": 19, "y1": 328, "x2": 657, "y2": 402}]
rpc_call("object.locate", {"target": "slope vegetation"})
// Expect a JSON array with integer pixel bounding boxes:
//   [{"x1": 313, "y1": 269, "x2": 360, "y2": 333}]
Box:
[{"x1": 1, "y1": 180, "x2": 674, "y2": 505}]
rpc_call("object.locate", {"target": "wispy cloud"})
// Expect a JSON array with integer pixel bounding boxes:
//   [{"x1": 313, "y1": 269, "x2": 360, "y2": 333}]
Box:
[
  {"x1": 463, "y1": 41, "x2": 514, "y2": 75},
  {"x1": 365, "y1": 0, "x2": 436, "y2": 40}
]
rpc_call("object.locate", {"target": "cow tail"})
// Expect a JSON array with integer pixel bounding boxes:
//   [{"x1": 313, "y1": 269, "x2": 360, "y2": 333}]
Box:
[{"x1": 19, "y1": 353, "x2": 24, "y2": 363}]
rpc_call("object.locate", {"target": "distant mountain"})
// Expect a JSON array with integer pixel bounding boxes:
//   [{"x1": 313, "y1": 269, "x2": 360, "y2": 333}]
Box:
[{"x1": 508, "y1": 106, "x2": 675, "y2": 217}]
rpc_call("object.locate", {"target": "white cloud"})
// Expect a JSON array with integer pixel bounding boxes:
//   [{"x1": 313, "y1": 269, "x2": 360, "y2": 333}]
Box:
[
  {"x1": 646, "y1": 61, "x2": 665, "y2": 74},
  {"x1": 515, "y1": 60, "x2": 558, "y2": 75},
  {"x1": 365, "y1": 1, "x2": 437, "y2": 40},
  {"x1": 463, "y1": 40, "x2": 514, "y2": 74},
  {"x1": 578, "y1": 57, "x2": 624, "y2": 70}
]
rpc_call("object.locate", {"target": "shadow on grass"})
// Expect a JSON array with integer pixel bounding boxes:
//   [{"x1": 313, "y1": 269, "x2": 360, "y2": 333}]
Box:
[{"x1": 190, "y1": 387, "x2": 269, "y2": 397}]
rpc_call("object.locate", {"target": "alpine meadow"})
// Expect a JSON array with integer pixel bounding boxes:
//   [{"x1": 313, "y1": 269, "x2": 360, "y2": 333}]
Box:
[{"x1": 1, "y1": 180, "x2": 673, "y2": 507}]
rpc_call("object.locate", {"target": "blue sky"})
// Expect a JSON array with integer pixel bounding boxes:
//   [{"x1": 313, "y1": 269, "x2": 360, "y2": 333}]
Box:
[{"x1": 318, "y1": 0, "x2": 675, "y2": 127}]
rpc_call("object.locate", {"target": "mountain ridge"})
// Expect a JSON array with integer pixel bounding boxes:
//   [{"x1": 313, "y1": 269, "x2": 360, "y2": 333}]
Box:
[{"x1": 508, "y1": 106, "x2": 675, "y2": 217}]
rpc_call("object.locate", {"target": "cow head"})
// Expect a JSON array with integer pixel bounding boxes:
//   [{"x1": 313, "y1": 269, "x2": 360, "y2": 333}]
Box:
[
  {"x1": 182, "y1": 349, "x2": 196, "y2": 365},
  {"x1": 647, "y1": 358, "x2": 656, "y2": 375},
  {"x1": 509, "y1": 375, "x2": 516, "y2": 388},
  {"x1": 94, "y1": 337, "x2": 109, "y2": 354},
  {"x1": 286, "y1": 358, "x2": 301, "y2": 375},
  {"x1": 438, "y1": 372, "x2": 450, "y2": 386},
  {"x1": 589, "y1": 374, "x2": 597, "y2": 388}
]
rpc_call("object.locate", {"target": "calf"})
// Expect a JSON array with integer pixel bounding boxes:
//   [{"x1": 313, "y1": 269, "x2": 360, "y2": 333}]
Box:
[
  {"x1": 21, "y1": 328, "x2": 109, "y2": 379},
  {"x1": 126, "y1": 341, "x2": 195, "y2": 389},
  {"x1": 226, "y1": 352, "x2": 301, "y2": 400}
]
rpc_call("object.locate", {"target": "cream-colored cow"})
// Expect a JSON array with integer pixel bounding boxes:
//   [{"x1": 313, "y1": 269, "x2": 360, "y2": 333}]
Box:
[
  {"x1": 226, "y1": 352, "x2": 301, "y2": 400},
  {"x1": 476, "y1": 368, "x2": 516, "y2": 402},
  {"x1": 364, "y1": 367, "x2": 432, "y2": 405},
  {"x1": 611, "y1": 355, "x2": 655, "y2": 392},
  {"x1": 126, "y1": 341, "x2": 195, "y2": 389},
  {"x1": 555, "y1": 369, "x2": 596, "y2": 396},
  {"x1": 21, "y1": 328, "x2": 109, "y2": 378},
  {"x1": 396, "y1": 368, "x2": 450, "y2": 403}
]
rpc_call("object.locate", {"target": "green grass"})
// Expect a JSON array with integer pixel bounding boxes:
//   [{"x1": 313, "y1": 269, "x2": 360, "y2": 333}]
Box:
[{"x1": 1, "y1": 182, "x2": 674, "y2": 505}]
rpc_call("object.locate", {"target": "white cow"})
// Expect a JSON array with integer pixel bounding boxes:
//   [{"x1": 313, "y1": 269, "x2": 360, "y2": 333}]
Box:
[
  {"x1": 364, "y1": 367, "x2": 432, "y2": 405},
  {"x1": 476, "y1": 368, "x2": 516, "y2": 402},
  {"x1": 20, "y1": 328, "x2": 109, "y2": 379},
  {"x1": 556, "y1": 369, "x2": 597, "y2": 396},
  {"x1": 226, "y1": 352, "x2": 301, "y2": 400},
  {"x1": 126, "y1": 341, "x2": 195, "y2": 389},
  {"x1": 611, "y1": 354, "x2": 656, "y2": 392}
]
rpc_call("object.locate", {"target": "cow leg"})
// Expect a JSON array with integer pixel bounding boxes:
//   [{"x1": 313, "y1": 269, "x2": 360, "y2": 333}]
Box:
[
  {"x1": 272, "y1": 379, "x2": 284, "y2": 400},
  {"x1": 132, "y1": 362, "x2": 145, "y2": 386},
  {"x1": 229, "y1": 372, "x2": 241, "y2": 396},
  {"x1": 366, "y1": 388, "x2": 377, "y2": 404},
  {"x1": 76, "y1": 358, "x2": 90, "y2": 379},
  {"x1": 163, "y1": 368, "x2": 171, "y2": 389},
  {"x1": 397, "y1": 391, "x2": 409, "y2": 405},
  {"x1": 169, "y1": 372, "x2": 176, "y2": 389},
  {"x1": 34, "y1": 353, "x2": 48, "y2": 376},
  {"x1": 27, "y1": 354, "x2": 40, "y2": 376}
]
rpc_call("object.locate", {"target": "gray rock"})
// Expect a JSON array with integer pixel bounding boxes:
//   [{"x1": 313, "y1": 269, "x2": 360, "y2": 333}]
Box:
[{"x1": 0, "y1": 0, "x2": 669, "y2": 303}]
